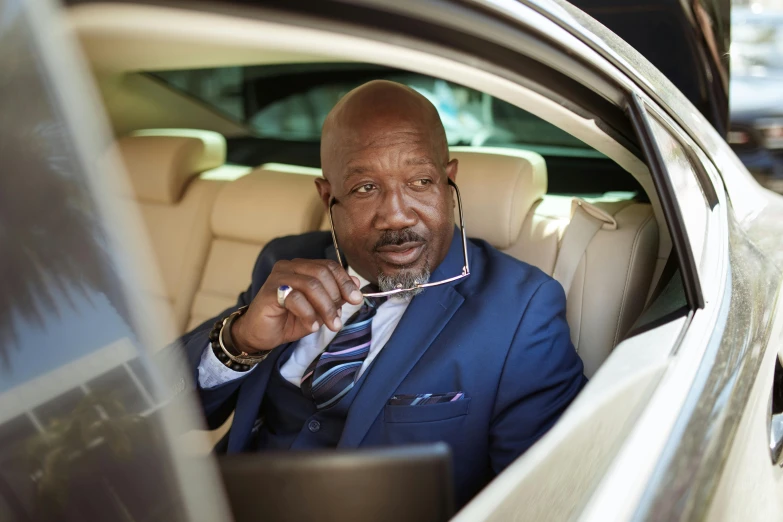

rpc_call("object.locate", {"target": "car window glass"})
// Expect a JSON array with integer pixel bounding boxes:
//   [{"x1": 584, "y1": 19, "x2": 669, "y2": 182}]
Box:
[
  {"x1": 153, "y1": 64, "x2": 601, "y2": 154},
  {"x1": 647, "y1": 116, "x2": 709, "y2": 272},
  {"x1": 0, "y1": 3, "x2": 227, "y2": 520},
  {"x1": 628, "y1": 266, "x2": 689, "y2": 337},
  {"x1": 151, "y1": 64, "x2": 649, "y2": 196}
]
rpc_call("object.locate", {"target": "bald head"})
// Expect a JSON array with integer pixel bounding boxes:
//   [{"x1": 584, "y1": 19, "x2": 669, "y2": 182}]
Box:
[
  {"x1": 313, "y1": 79, "x2": 458, "y2": 295},
  {"x1": 320, "y1": 80, "x2": 449, "y2": 181}
]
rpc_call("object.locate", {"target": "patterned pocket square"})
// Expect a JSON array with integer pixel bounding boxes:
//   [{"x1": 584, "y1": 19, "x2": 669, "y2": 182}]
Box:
[{"x1": 389, "y1": 391, "x2": 465, "y2": 406}]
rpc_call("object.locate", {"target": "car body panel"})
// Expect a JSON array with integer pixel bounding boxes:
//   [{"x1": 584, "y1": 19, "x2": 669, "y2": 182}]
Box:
[
  {"x1": 707, "y1": 297, "x2": 783, "y2": 521},
  {"x1": 632, "y1": 215, "x2": 782, "y2": 520}
]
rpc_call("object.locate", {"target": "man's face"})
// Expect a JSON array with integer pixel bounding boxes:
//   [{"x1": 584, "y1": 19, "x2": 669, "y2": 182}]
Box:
[{"x1": 316, "y1": 117, "x2": 458, "y2": 294}]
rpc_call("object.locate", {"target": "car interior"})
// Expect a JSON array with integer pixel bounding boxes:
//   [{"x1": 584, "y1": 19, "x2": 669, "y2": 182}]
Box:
[{"x1": 67, "y1": 3, "x2": 688, "y2": 519}]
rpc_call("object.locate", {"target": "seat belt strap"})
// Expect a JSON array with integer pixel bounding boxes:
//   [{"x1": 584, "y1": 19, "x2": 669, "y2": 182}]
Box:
[{"x1": 552, "y1": 199, "x2": 617, "y2": 295}]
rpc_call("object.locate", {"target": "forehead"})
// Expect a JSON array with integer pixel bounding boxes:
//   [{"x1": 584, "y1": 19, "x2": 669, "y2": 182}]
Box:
[{"x1": 336, "y1": 128, "x2": 442, "y2": 175}]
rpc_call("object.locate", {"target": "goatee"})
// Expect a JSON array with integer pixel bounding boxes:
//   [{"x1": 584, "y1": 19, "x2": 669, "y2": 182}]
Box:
[{"x1": 377, "y1": 261, "x2": 431, "y2": 300}]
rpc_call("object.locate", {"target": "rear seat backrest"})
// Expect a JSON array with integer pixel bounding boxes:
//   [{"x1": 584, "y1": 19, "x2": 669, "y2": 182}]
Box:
[
  {"x1": 559, "y1": 200, "x2": 657, "y2": 375},
  {"x1": 118, "y1": 130, "x2": 226, "y2": 333},
  {"x1": 187, "y1": 167, "x2": 325, "y2": 330},
  {"x1": 450, "y1": 148, "x2": 658, "y2": 377},
  {"x1": 451, "y1": 148, "x2": 547, "y2": 249}
]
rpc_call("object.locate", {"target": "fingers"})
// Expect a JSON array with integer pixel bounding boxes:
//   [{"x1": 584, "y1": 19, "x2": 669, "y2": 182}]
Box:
[
  {"x1": 270, "y1": 259, "x2": 364, "y2": 333},
  {"x1": 282, "y1": 290, "x2": 321, "y2": 333},
  {"x1": 321, "y1": 261, "x2": 364, "y2": 304},
  {"x1": 278, "y1": 272, "x2": 343, "y2": 331},
  {"x1": 289, "y1": 261, "x2": 343, "y2": 306},
  {"x1": 292, "y1": 260, "x2": 362, "y2": 305}
]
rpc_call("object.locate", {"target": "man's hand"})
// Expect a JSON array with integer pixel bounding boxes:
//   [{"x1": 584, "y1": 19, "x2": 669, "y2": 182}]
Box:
[{"x1": 231, "y1": 259, "x2": 364, "y2": 353}]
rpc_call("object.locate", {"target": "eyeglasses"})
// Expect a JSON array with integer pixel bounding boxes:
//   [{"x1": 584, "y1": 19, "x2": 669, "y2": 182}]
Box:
[{"x1": 327, "y1": 178, "x2": 471, "y2": 298}]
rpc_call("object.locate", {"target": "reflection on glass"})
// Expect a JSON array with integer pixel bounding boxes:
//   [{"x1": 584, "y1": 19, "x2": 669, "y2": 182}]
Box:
[
  {"x1": 648, "y1": 117, "x2": 710, "y2": 271},
  {"x1": 0, "y1": 3, "x2": 132, "y2": 378},
  {"x1": 0, "y1": 1, "x2": 213, "y2": 520}
]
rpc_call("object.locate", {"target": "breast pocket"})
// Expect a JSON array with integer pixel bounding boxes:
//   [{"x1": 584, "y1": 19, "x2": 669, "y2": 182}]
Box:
[{"x1": 384, "y1": 397, "x2": 471, "y2": 423}]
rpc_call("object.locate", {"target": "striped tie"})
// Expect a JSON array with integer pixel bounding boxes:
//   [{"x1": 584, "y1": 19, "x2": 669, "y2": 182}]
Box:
[{"x1": 300, "y1": 286, "x2": 386, "y2": 410}]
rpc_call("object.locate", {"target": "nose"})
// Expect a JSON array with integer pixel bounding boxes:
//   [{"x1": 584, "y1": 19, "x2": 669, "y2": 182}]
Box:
[{"x1": 374, "y1": 186, "x2": 418, "y2": 230}]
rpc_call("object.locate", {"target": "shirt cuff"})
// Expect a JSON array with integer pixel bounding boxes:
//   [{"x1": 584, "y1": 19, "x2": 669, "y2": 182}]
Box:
[{"x1": 197, "y1": 343, "x2": 255, "y2": 389}]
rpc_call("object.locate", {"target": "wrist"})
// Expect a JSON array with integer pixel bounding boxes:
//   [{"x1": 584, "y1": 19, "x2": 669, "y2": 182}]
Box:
[
  {"x1": 230, "y1": 314, "x2": 267, "y2": 354},
  {"x1": 210, "y1": 307, "x2": 270, "y2": 372}
]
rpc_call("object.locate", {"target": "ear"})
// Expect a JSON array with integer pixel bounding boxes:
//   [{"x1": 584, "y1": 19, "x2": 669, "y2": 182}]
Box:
[
  {"x1": 445, "y1": 158, "x2": 458, "y2": 182},
  {"x1": 314, "y1": 177, "x2": 332, "y2": 210}
]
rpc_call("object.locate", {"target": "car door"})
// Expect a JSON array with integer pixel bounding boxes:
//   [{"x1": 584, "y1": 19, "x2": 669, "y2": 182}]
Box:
[
  {"x1": 638, "y1": 78, "x2": 783, "y2": 522},
  {"x1": 61, "y1": 0, "x2": 783, "y2": 520},
  {"x1": 582, "y1": 89, "x2": 783, "y2": 522},
  {"x1": 0, "y1": 0, "x2": 230, "y2": 520}
]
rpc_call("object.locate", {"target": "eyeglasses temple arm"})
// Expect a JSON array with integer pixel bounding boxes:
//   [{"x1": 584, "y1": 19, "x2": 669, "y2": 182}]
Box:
[
  {"x1": 327, "y1": 198, "x2": 345, "y2": 268},
  {"x1": 448, "y1": 178, "x2": 470, "y2": 276}
]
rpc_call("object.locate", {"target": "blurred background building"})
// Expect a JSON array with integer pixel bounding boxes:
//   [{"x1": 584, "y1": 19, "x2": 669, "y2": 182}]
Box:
[{"x1": 729, "y1": 0, "x2": 783, "y2": 192}]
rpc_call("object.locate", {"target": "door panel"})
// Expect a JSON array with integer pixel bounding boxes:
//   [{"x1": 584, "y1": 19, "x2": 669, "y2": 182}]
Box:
[{"x1": 707, "y1": 307, "x2": 783, "y2": 521}]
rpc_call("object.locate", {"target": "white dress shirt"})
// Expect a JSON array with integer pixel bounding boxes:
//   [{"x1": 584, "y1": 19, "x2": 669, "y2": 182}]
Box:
[{"x1": 198, "y1": 267, "x2": 409, "y2": 389}]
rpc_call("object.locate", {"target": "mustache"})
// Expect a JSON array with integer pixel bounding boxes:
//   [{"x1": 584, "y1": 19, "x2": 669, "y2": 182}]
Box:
[{"x1": 374, "y1": 228, "x2": 427, "y2": 250}]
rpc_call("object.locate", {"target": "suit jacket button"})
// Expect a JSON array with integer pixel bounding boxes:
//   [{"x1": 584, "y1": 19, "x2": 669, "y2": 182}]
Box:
[{"x1": 308, "y1": 420, "x2": 321, "y2": 433}]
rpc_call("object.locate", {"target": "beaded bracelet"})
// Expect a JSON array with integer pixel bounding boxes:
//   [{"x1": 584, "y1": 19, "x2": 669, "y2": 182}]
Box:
[{"x1": 209, "y1": 306, "x2": 270, "y2": 372}]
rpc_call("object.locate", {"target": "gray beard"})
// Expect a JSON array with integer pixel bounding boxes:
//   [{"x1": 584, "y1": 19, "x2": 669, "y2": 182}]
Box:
[{"x1": 377, "y1": 262, "x2": 431, "y2": 301}]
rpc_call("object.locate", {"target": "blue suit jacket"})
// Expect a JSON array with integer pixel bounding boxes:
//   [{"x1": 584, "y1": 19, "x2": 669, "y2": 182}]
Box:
[{"x1": 179, "y1": 229, "x2": 587, "y2": 505}]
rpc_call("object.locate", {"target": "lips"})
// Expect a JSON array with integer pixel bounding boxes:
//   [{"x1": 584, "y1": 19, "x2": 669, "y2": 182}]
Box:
[{"x1": 375, "y1": 242, "x2": 425, "y2": 266}]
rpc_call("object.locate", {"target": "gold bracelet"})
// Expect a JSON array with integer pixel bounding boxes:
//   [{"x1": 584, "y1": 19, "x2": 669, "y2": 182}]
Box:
[{"x1": 218, "y1": 309, "x2": 271, "y2": 366}]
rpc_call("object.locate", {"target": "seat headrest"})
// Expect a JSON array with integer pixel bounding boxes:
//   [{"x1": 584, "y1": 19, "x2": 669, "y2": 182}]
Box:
[
  {"x1": 118, "y1": 130, "x2": 226, "y2": 204},
  {"x1": 211, "y1": 167, "x2": 325, "y2": 244},
  {"x1": 450, "y1": 147, "x2": 547, "y2": 249}
]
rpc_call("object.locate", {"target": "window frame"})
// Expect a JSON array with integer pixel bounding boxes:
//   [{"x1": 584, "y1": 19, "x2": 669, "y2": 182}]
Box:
[{"x1": 626, "y1": 93, "x2": 706, "y2": 310}]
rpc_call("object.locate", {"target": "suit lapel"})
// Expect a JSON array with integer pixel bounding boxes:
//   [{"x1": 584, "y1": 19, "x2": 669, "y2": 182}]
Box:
[{"x1": 338, "y1": 229, "x2": 467, "y2": 448}]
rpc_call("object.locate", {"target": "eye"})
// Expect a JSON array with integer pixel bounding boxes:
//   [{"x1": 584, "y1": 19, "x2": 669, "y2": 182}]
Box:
[
  {"x1": 411, "y1": 179, "x2": 433, "y2": 188},
  {"x1": 355, "y1": 183, "x2": 376, "y2": 194}
]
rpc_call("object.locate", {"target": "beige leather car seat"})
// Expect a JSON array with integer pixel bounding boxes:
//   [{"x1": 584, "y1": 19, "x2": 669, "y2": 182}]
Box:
[
  {"x1": 450, "y1": 148, "x2": 658, "y2": 377},
  {"x1": 187, "y1": 167, "x2": 325, "y2": 330},
  {"x1": 118, "y1": 130, "x2": 227, "y2": 333}
]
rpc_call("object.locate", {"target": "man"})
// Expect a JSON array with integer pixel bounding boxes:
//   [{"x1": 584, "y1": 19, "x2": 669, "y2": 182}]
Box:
[{"x1": 180, "y1": 80, "x2": 587, "y2": 506}]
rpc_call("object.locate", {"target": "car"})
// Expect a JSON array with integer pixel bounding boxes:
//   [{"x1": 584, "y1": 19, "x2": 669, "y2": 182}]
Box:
[{"x1": 2, "y1": 0, "x2": 783, "y2": 521}]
